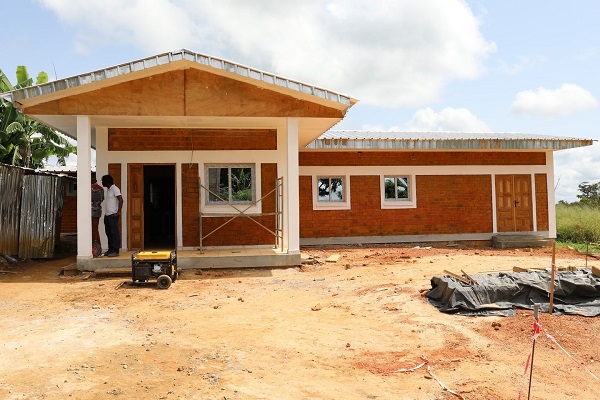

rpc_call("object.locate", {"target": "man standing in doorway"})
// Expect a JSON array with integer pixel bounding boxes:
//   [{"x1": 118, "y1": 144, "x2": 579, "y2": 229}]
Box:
[{"x1": 101, "y1": 174, "x2": 123, "y2": 257}]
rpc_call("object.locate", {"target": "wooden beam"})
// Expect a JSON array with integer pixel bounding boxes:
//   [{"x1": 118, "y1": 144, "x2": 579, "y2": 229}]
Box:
[
  {"x1": 443, "y1": 270, "x2": 471, "y2": 285},
  {"x1": 461, "y1": 270, "x2": 478, "y2": 285}
]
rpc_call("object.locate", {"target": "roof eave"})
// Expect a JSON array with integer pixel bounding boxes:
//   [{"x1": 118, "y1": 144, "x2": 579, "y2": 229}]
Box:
[{"x1": 304, "y1": 138, "x2": 595, "y2": 151}]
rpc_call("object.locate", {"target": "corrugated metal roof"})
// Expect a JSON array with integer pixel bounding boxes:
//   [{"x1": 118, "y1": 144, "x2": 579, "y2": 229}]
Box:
[
  {"x1": 305, "y1": 130, "x2": 594, "y2": 151},
  {"x1": 39, "y1": 166, "x2": 95, "y2": 174},
  {"x1": 1, "y1": 49, "x2": 353, "y2": 107}
]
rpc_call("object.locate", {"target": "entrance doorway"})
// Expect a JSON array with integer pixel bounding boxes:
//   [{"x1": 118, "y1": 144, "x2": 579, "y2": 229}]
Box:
[
  {"x1": 495, "y1": 174, "x2": 533, "y2": 232},
  {"x1": 128, "y1": 164, "x2": 176, "y2": 250}
]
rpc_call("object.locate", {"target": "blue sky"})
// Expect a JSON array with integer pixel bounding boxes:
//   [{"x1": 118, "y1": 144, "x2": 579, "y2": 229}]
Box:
[{"x1": 2, "y1": 0, "x2": 599, "y2": 202}]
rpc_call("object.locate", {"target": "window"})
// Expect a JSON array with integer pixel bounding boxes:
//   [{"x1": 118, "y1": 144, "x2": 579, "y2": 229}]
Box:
[
  {"x1": 312, "y1": 175, "x2": 351, "y2": 210},
  {"x1": 207, "y1": 165, "x2": 255, "y2": 204},
  {"x1": 317, "y1": 177, "x2": 345, "y2": 202},
  {"x1": 381, "y1": 175, "x2": 416, "y2": 209},
  {"x1": 384, "y1": 176, "x2": 409, "y2": 201}
]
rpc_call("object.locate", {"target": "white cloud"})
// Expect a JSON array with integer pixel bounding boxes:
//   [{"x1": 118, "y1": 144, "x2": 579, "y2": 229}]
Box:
[
  {"x1": 511, "y1": 84, "x2": 598, "y2": 117},
  {"x1": 402, "y1": 107, "x2": 490, "y2": 131},
  {"x1": 37, "y1": 0, "x2": 495, "y2": 108},
  {"x1": 554, "y1": 143, "x2": 600, "y2": 203},
  {"x1": 497, "y1": 55, "x2": 542, "y2": 76}
]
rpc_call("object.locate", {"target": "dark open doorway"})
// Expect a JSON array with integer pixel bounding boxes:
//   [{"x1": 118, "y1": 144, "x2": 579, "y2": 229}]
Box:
[{"x1": 143, "y1": 165, "x2": 175, "y2": 249}]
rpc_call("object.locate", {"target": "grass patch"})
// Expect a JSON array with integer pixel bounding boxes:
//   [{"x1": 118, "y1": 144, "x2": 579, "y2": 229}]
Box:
[
  {"x1": 556, "y1": 241, "x2": 600, "y2": 254},
  {"x1": 556, "y1": 203, "x2": 600, "y2": 250}
]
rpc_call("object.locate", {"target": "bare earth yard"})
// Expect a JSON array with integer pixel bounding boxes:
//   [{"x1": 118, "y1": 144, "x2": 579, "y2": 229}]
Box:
[{"x1": 1, "y1": 241, "x2": 599, "y2": 400}]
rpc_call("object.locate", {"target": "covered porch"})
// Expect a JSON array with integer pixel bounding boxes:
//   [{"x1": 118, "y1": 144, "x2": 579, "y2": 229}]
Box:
[{"x1": 5, "y1": 50, "x2": 356, "y2": 270}]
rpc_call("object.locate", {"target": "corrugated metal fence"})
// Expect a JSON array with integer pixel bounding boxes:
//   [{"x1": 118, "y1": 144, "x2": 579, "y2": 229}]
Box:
[
  {"x1": 0, "y1": 164, "x2": 23, "y2": 255},
  {"x1": 0, "y1": 163, "x2": 65, "y2": 258}
]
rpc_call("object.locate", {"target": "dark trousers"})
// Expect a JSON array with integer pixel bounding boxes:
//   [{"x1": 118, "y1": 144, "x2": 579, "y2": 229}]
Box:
[
  {"x1": 104, "y1": 215, "x2": 120, "y2": 253},
  {"x1": 92, "y1": 217, "x2": 101, "y2": 244}
]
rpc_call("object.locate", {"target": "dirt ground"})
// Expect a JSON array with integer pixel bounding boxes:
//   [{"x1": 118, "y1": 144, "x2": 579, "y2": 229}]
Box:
[{"x1": 1, "y1": 240, "x2": 600, "y2": 400}]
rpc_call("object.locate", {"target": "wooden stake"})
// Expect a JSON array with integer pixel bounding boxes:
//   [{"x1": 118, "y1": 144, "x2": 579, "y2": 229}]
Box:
[{"x1": 548, "y1": 241, "x2": 556, "y2": 314}]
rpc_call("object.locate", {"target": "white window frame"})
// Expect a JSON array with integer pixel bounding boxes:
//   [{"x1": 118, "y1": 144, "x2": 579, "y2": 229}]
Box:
[
  {"x1": 203, "y1": 163, "x2": 260, "y2": 214},
  {"x1": 312, "y1": 174, "x2": 351, "y2": 210},
  {"x1": 380, "y1": 174, "x2": 417, "y2": 209}
]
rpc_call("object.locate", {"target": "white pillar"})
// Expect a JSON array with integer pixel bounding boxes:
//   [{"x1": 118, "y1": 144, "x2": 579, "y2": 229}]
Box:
[
  {"x1": 76, "y1": 116, "x2": 92, "y2": 265},
  {"x1": 285, "y1": 118, "x2": 300, "y2": 253},
  {"x1": 546, "y1": 152, "x2": 557, "y2": 238},
  {"x1": 95, "y1": 126, "x2": 109, "y2": 252}
]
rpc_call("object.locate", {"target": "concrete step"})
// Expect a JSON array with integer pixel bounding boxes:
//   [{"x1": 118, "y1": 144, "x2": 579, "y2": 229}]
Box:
[
  {"x1": 492, "y1": 234, "x2": 551, "y2": 249},
  {"x1": 493, "y1": 239, "x2": 552, "y2": 249}
]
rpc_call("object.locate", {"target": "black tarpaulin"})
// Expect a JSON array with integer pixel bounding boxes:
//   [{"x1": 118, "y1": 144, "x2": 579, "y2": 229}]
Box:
[{"x1": 425, "y1": 268, "x2": 600, "y2": 317}]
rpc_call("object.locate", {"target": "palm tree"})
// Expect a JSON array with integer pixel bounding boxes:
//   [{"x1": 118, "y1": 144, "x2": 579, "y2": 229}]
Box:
[{"x1": 0, "y1": 67, "x2": 75, "y2": 168}]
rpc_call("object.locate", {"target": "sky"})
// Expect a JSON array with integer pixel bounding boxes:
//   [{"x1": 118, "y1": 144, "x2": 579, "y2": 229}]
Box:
[{"x1": 2, "y1": 0, "x2": 599, "y2": 202}]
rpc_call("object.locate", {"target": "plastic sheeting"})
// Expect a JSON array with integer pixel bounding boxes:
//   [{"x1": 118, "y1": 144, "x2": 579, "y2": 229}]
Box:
[{"x1": 426, "y1": 268, "x2": 600, "y2": 317}]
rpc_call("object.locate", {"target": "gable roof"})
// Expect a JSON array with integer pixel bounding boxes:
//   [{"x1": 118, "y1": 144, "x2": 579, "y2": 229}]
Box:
[
  {"x1": 305, "y1": 130, "x2": 594, "y2": 151},
  {"x1": 1, "y1": 49, "x2": 355, "y2": 110}
]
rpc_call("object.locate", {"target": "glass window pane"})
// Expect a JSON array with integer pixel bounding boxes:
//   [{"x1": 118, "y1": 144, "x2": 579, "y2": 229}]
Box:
[
  {"x1": 384, "y1": 177, "x2": 395, "y2": 199},
  {"x1": 396, "y1": 177, "x2": 409, "y2": 199},
  {"x1": 331, "y1": 178, "x2": 344, "y2": 201},
  {"x1": 318, "y1": 178, "x2": 330, "y2": 201},
  {"x1": 208, "y1": 167, "x2": 229, "y2": 202},
  {"x1": 231, "y1": 167, "x2": 252, "y2": 201}
]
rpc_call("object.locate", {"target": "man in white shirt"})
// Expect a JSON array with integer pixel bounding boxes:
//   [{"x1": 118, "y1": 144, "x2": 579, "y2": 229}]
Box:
[{"x1": 101, "y1": 175, "x2": 123, "y2": 257}]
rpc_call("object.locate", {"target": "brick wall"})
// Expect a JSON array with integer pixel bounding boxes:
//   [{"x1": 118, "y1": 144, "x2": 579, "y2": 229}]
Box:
[
  {"x1": 300, "y1": 175, "x2": 493, "y2": 238},
  {"x1": 181, "y1": 163, "x2": 200, "y2": 247},
  {"x1": 300, "y1": 151, "x2": 546, "y2": 166},
  {"x1": 535, "y1": 174, "x2": 549, "y2": 231},
  {"x1": 109, "y1": 128, "x2": 277, "y2": 151}
]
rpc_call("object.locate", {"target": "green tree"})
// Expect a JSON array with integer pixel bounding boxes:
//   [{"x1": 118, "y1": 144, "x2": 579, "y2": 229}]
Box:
[
  {"x1": 576, "y1": 181, "x2": 600, "y2": 207},
  {"x1": 0, "y1": 67, "x2": 75, "y2": 168}
]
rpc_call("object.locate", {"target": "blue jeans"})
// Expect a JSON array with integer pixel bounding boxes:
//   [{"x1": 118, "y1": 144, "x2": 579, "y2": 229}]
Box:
[{"x1": 104, "y1": 215, "x2": 120, "y2": 254}]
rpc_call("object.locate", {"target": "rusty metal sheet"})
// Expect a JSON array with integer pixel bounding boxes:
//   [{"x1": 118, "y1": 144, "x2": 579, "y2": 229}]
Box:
[
  {"x1": 18, "y1": 174, "x2": 65, "y2": 259},
  {"x1": 0, "y1": 164, "x2": 23, "y2": 256}
]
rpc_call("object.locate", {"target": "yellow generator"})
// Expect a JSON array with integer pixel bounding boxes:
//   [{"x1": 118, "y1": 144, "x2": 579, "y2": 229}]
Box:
[{"x1": 131, "y1": 250, "x2": 178, "y2": 289}]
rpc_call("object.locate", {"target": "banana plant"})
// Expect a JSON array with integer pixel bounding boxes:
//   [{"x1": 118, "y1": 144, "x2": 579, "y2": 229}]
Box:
[{"x1": 0, "y1": 66, "x2": 75, "y2": 168}]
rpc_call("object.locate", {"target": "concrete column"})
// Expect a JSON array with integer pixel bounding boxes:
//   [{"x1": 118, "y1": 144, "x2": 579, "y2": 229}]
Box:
[
  {"x1": 546, "y1": 152, "x2": 557, "y2": 238},
  {"x1": 76, "y1": 116, "x2": 92, "y2": 267},
  {"x1": 95, "y1": 126, "x2": 108, "y2": 252},
  {"x1": 285, "y1": 118, "x2": 300, "y2": 253}
]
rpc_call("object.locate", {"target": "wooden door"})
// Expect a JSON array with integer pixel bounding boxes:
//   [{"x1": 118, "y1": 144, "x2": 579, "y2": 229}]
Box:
[
  {"x1": 128, "y1": 164, "x2": 144, "y2": 250},
  {"x1": 495, "y1": 174, "x2": 533, "y2": 232}
]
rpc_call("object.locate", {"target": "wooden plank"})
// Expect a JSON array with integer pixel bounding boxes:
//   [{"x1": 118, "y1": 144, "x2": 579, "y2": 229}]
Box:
[
  {"x1": 461, "y1": 270, "x2": 478, "y2": 285},
  {"x1": 443, "y1": 270, "x2": 471, "y2": 285},
  {"x1": 513, "y1": 266, "x2": 530, "y2": 273},
  {"x1": 326, "y1": 254, "x2": 341, "y2": 263},
  {"x1": 592, "y1": 266, "x2": 600, "y2": 277}
]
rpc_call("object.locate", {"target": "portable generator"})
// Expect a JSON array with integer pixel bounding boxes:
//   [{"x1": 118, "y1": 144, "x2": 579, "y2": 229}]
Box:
[{"x1": 131, "y1": 250, "x2": 178, "y2": 289}]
